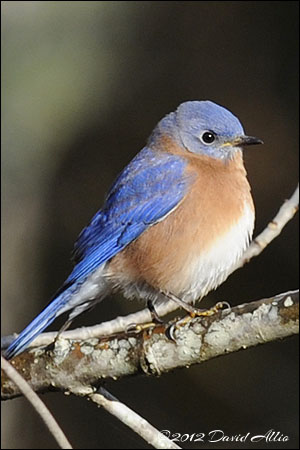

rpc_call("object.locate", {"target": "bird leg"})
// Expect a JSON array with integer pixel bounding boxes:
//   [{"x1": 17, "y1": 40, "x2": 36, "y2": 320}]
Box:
[
  {"x1": 162, "y1": 291, "x2": 199, "y2": 315},
  {"x1": 147, "y1": 299, "x2": 164, "y2": 323},
  {"x1": 44, "y1": 318, "x2": 74, "y2": 353},
  {"x1": 163, "y1": 291, "x2": 230, "y2": 316}
]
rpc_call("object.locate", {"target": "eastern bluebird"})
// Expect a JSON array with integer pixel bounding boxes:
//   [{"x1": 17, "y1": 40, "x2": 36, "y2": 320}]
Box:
[{"x1": 5, "y1": 100, "x2": 263, "y2": 359}]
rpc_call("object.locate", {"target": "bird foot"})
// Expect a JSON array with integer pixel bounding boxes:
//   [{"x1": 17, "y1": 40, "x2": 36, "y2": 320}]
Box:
[
  {"x1": 126, "y1": 321, "x2": 157, "y2": 334},
  {"x1": 191, "y1": 301, "x2": 231, "y2": 318},
  {"x1": 125, "y1": 300, "x2": 164, "y2": 334},
  {"x1": 166, "y1": 301, "x2": 231, "y2": 341}
]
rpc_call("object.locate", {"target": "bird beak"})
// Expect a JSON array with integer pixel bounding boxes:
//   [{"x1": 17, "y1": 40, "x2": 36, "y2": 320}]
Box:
[{"x1": 232, "y1": 135, "x2": 264, "y2": 147}]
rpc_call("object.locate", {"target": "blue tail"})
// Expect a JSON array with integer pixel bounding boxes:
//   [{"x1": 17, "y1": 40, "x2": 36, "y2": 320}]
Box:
[{"x1": 4, "y1": 285, "x2": 74, "y2": 359}]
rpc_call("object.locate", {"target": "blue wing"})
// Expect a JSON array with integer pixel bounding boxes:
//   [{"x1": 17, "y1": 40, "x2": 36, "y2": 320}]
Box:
[
  {"x1": 68, "y1": 146, "x2": 191, "y2": 282},
  {"x1": 4, "y1": 147, "x2": 191, "y2": 359}
]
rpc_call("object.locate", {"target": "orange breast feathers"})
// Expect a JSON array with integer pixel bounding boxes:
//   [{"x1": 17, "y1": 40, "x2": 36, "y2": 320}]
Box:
[{"x1": 108, "y1": 150, "x2": 254, "y2": 303}]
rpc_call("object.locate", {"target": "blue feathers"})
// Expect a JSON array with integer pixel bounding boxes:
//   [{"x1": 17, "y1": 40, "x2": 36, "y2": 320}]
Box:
[
  {"x1": 176, "y1": 101, "x2": 244, "y2": 138},
  {"x1": 4, "y1": 283, "x2": 78, "y2": 359},
  {"x1": 67, "y1": 147, "x2": 189, "y2": 283}
]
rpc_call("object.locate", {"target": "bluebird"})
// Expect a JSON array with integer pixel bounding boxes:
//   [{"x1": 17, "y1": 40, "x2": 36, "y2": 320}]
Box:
[{"x1": 4, "y1": 100, "x2": 263, "y2": 359}]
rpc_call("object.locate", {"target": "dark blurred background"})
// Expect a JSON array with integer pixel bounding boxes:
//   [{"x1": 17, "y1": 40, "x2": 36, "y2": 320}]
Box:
[{"x1": 1, "y1": 1, "x2": 299, "y2": 449}]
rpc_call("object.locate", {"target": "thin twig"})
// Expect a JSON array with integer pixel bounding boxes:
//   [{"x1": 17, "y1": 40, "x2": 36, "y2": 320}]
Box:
[
  {"x1": 3, "y1": 183, "x2": 297, "y2": 350},
  {"x1": 234, "y1": 184, "x2": 299, "y2": 269},
  {"x1": 88, "y1": 388, "x2": 181, "y2": 449},
  {"x1": 1, "y1": 356, "x2": 72, "y2": 449}
]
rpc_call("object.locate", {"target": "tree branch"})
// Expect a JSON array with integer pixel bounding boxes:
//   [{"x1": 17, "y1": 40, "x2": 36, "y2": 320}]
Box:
[
  {"x1": 88, "y1": 387, "x2": 181, "y2": 449},
  {"x1": 2, "y1": 290, "x2": 298, "y2": 401}
]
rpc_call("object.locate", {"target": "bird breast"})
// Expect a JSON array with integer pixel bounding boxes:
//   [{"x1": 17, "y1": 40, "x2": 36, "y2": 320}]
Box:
[{"x1": 107, "y1": 151, "x2": 255, "y2": 304}]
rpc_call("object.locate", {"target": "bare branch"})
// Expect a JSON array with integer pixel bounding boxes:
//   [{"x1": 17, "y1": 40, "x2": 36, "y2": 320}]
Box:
[
  {"x1": 88, "y1": 387, "x2": 181, "y2": 449},
  {"x1": 1, "y1": 356, "x2": 72, "y2": 448},
  {"x1": 2, "y1": 290, "x2": 298, "y2": 401}
]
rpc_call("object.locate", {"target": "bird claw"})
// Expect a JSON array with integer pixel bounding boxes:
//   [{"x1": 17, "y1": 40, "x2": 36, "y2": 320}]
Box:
[
  {"x1": 126, "y1": 321, "x2": 156, "y2": 334},
  {"x1": 192, "y1": 300, "x2": 231, "y2": 317},
  {"x1": 165, "y1": 301, "x2": 231, "y2": 341}
]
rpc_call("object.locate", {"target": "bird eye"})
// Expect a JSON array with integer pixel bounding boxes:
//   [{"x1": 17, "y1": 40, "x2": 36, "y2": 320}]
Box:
[{"x1": 200, "y1": 131, "x2": 216, "y2": 145}]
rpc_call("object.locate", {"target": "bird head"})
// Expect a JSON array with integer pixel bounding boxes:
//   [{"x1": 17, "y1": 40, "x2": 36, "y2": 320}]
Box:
[{"x1": 152, "y1": 100, "x2": 263, "y2": 160}]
